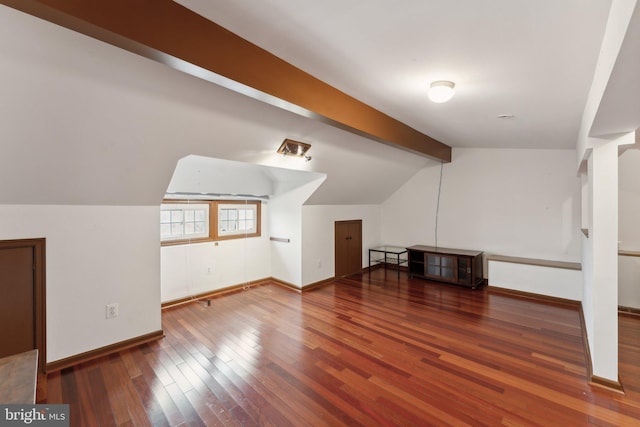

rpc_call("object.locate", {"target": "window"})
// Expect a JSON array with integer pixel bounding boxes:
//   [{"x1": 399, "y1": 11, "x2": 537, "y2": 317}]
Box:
[
  {"x1": 218, "y1": 204, "x2": 257, "y2": 237},
  {"x1": 161, "y1": 200, "x2": 261, "y2": 245},
  {"x1": 160, "y1": 203, "x2": 209, "y2": 242}
]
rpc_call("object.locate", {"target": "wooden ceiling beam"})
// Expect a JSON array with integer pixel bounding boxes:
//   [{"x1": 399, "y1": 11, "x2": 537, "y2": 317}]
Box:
[{"x1": 1, "y1": 0, "x2": 451, "y2": 162}]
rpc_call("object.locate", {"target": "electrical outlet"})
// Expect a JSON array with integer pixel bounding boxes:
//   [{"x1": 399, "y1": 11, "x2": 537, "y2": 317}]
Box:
[{"x1": 105, "y1": 303, "x2": 119, "y2": 319}]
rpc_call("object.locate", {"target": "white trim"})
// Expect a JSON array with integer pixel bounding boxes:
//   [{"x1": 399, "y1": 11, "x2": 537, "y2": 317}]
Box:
[
  {"x1": 218, "y1": 203, "x2": 257, "y2": 237},
  {"x1": 160, "y1": 203, "x2": 209, "y2": 241}
]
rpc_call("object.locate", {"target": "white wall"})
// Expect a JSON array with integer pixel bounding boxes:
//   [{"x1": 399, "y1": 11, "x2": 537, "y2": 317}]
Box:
[
  {"x1": 270, "y1": 177, "x2": 326, "y2": 287},
  {"x1": 382, "y1": 148, "x2": 581, "y2": 262},
  {"x1": 619, "y1": 256, "x2": 640, "y2": 308},
  {"x1": 618, "y1": 148, "x2": 640, "y2": 308},
  {"x1": 488, "y1": 261, "x2": 582, "y2": 301},
  {"x1": 619, "y1": 188, "x2": 640, "y2": 248},
  {"x1": 160, "y1": 204, "x2": 271, "y2": 302},
  {"x1": 0, "y1": 205, "x2": 161, "y2": 363},
  {"x1": 302, "y1": 205, "x2": 381, "y2": 285},
  {"x1": 619, "y1": 149, "x2": 640, "y2": 249},
  {"x1": 582, "y1": 138, "x2": 621, "y2": 382}
]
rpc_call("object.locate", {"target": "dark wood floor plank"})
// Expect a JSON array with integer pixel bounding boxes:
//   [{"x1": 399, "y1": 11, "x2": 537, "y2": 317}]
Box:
[
  {"x1": 183, "y1": 388, "x2": 227, "y2": 427},
  {"x1": 45, "y1": 271, "x2": 640, "y2": 426},
  {"x1": 119, "y1": 349, "x2": 142, "y2": 379},
  {"x1": 164, "y1": 381, "x2": 206, "y2": 427},
  {"x1": 87, "y1": 366, "x2": 118, "y2": 427},
  {"x1": 59, "y1": 367, "x2": 100, "y2": 427},
  {"x1": 163, "y1": 311, "x2": 269, "y2": 426},
  {"x1": 100, "y1": 357, "x2": 142, "y2": 426},
  {"x1": 131, "y1": 375, "x2": 170, "y2": 427},
  {"x1": 45, "y1": 371, "x2": 62, "y2": 403},
  {"x1": 130, "y1": 346, "x2": 186, "y2": 426}
]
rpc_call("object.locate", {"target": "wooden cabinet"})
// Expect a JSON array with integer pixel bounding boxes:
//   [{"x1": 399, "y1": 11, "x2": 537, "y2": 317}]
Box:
[{"x1": 407, "y1": 245, "x2": 484, "y2": 288}]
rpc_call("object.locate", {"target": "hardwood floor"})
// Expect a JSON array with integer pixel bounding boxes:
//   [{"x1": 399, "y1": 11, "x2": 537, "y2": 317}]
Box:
[{"x1": 44, "y1": 270, "x2": 640, "y2": 426}]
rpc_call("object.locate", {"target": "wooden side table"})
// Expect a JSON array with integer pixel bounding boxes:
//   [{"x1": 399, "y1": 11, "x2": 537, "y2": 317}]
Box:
[{"x1": 0, "y1": 349, "x2": 38, "y2": 403}]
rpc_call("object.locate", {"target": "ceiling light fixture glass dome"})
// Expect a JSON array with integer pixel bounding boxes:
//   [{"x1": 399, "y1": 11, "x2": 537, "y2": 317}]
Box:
[{"x1": 428, "y1": 80, "x2": 455, "y2": 103}]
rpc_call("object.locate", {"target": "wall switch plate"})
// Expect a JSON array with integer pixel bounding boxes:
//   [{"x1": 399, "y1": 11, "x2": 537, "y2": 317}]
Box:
[{"x1": 105, "y1": 303, "x2": 119, "y2": 319}]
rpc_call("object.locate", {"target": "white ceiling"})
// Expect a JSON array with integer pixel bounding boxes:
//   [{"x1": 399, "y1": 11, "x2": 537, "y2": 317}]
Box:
[
  {"x1": 3, "y1": 1, "x2": 637, "y2": 207},
  {"x1": 177, "y1": 0, "x2": 612, "y2": 149}
]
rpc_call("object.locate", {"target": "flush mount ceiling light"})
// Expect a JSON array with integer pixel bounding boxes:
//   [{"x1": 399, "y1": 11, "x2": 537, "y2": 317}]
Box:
[
  {"x1": 428, "y1": 80, "x2": 455, "y2": 103},
  {"x1": 277, "y1": 138, "x2": 312, "y2": 161}
]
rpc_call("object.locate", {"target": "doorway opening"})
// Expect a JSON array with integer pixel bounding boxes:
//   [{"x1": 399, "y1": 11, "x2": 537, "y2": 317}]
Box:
[{"x1": 0, "y1": 238, "x2": 46, "y2": 373}]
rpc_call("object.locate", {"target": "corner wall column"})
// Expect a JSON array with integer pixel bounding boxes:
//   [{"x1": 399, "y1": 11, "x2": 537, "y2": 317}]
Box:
[{"x1": 581, "y1": 133, "x2": 633, "y2": 384}]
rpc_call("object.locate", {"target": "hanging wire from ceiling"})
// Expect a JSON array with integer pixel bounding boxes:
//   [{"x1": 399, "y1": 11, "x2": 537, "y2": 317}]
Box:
[{"x1": 434, "y1": 161, "x2": 444, "y2": 251}]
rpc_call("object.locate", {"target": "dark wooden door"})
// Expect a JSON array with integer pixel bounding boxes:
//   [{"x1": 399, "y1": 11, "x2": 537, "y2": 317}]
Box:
[
  {"x1": 0, "y1": 246, "x2": 35, "y2": 358},
  {"x1": 0, "y1": 239, "x2": 45, "y2": 372},
  {"x1": 335, "y1": 220, "x2": 362, "y2": 277}
]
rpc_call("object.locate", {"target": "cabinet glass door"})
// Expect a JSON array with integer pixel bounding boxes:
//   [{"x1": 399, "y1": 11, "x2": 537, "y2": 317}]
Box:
[
  {"x1": 426, "y1": 255, "x2": 438, "y2": 276},
  {"x1": 457, "y1": 256, "x2": 471, "y2": 284},
  {"x1": 426, "y1": 254, "x2": 456, "y2": 280}
]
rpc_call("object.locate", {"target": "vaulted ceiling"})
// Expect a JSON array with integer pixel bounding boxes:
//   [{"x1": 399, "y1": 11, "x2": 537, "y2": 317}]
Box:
[
  {"x1": 0, "y1": 1, "x2": 636, "y2": 206},
  {"x1": 176, "y1": 0, "x2": 612, "y2": 149}
]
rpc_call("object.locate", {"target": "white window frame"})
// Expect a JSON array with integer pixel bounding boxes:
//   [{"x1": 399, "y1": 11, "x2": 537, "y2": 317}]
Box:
[
  {"x1": 218, "y1": 203, "x2": 258, "y2": 237},
  {"x1": 160, "y1": 203, "x2": 210, "y2": 242}
]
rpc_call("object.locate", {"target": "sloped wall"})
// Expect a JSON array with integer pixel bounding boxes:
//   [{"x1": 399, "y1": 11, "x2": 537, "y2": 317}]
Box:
[{"x1": 0, "y1": 205, "x2": 161, "y2": 363}]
